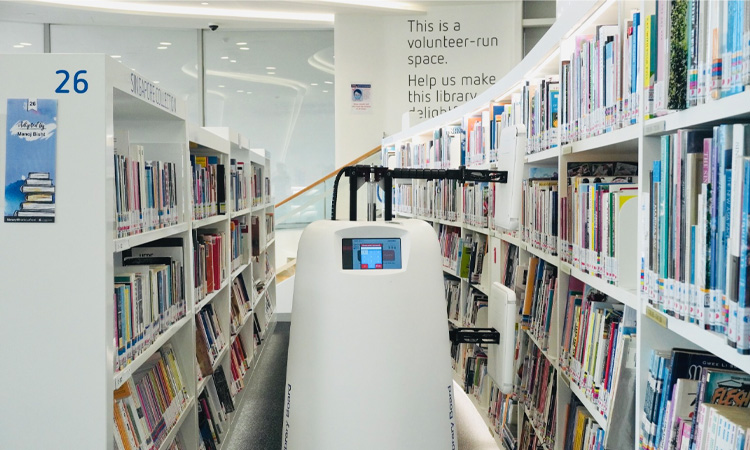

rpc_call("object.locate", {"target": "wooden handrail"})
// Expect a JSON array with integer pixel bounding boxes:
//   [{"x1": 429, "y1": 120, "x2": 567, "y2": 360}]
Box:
[{"x1": 275, "y1": 145, "x2": 382, "y2": 208}]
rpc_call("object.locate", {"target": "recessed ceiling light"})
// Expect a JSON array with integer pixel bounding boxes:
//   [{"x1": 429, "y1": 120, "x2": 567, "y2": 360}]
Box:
[
  {"x1": 218, "y1": 85, "x2": 225, "y2": 88},
  {"x1": 236, "y1": 42, "x2": 247, "y2": 45},
  {"x1": 13, "y1": 45, "x2": 23, "y2": 48},
  {"x1": 230, "y1": 59, "x2": 237, "y2": 63},
  {"x1": 267, "y1": 72, "x2": 275, "y2": 75},
  {"x1": 322, "y1": 90, "x2": 329, "y2": 93},
  {"x1": 265, "y1": 66, "x2": 276, "y2": 70},
  {"x1": 310, "y1": 83, "x2": 318, "y2": 86},
  {"x1": 111, "y1": 54, "x2": 121, "y2": 58},
  {"x1": 221, "y1": 56, "x2": 229, "y2": 59},
  {"x1": 240, "y1": 47, "x2": 249, "y2": 50},
  {"x1": 246, "y1": 91, "x2": 252, "y2": 94},
  {"x1": 201, "y1": 2, "x2": 208, "y2": 4},
  {"x1": 237, "y1": 90, "x2": 244, "y2": 92},
  {"x1": 324, "y1": 81, "x2": 333, "y2": 84},
  {"x1": 20, "y1": 42, "x2": 32, "y2": 46},
  {"x1": 160, "y1": 42, "x2": 171, "y2": 45},
  {"x1": 154, "y1": 81, "x2": 160, "y2": 84},
  {"x1": 157, "y1": 46, "x2": 167, "y2": 49}
]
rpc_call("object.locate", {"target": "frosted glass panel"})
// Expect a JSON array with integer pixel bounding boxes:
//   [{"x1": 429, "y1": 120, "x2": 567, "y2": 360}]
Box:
[
  {"x1": 0, "y1": 21, "x2": 43, "y2": 54},
  {"x1": 203, "y1": 30, "x2": 334, "y2": 205},
  {"x1": 50, "y1": 25, "x2": 201, "y2": 124}
]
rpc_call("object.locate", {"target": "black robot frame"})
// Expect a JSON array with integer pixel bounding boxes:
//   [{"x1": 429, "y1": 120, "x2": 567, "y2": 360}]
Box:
[{"x1": 330, "y1": 164, "x2": 505, "y2": 345}]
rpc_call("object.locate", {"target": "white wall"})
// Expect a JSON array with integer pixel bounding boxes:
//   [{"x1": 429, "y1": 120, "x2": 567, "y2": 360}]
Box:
[{"x1": 334, "y1": 2, "x2": 523, "y2": 164}]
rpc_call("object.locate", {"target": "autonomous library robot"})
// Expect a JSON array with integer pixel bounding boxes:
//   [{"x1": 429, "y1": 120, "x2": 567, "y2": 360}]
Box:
[{"x1": 282, "y1": 125, "x2": 526, "y2": 450}]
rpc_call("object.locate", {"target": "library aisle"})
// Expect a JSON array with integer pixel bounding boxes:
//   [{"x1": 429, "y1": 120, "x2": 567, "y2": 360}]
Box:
[{"x1": 225, "y1": 321, "x2": 499, "y2": 450}]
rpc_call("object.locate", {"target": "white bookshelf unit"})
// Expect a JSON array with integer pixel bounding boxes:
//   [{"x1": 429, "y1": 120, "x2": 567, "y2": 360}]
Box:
[
  {"x1": 0, "y1": 54, "x2": 276, "y2": 450},
  {"x1": 383, "y1": 0, "x2": 750, "y2": 449}
]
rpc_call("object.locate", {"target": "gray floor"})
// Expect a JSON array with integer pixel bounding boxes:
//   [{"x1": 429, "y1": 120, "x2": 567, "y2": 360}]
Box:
[{"x1": 224, "y1": 321, "x2": 498, "y2": 450}]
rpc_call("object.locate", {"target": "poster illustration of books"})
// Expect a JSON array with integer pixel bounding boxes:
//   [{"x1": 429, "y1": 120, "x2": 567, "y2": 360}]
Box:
[{"x1": 4, "y1": 98, "x2": 57, "y2": 223}]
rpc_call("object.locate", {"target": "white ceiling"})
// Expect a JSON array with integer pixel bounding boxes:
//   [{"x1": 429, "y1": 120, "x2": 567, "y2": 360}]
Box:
[{"x1": 0, "y1": 1, "x2": 501, "y2": 30}]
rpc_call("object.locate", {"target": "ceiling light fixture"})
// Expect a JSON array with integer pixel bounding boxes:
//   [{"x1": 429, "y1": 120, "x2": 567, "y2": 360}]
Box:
[
  {"x1": 221, "y1": 56, "x2": 229, "y2": 59},
  {"x1": 111, "y1": 55, "x2": 121, "y2": 58},
  {"x1": 240, "y1": 47, "x2": 249, "y2": 50},
  {"x1": 267, "y1": 72, "x2": 275, "y2": 75},
  {"x1": 266, "y1": 66, "x2": 276, "y2": 70},
  {"x1": 153, "y1": 81, "x2": 160, "y2": 84},
  {"x1": 24, "y1": 0, "x2": 335, "y2": 23},
  {"x1": 237, "y1": 90, "x2": 244, "y2": 92},
  {"x1": 20, "y1": 42, "x2": 32, "y2": 46},
  {"x1": 324, "y1": 81, "x2": 333, "y2": 84},
  {"x1": 230, "y1": 59, "x2": 237, "y2": 63},
  {"x1": 13, "y1": 45, "x2": 23, "y2": 48},
  {"x1": 312, "y1": 0, "x2": 424, "y2": 12},
  {"x1": 310, "y1": 83, "x2": 318, "y2": 86},
  {"x1": 236, "y1": 42, "x2": 247, "y2": 45},
  {"x1": 160, "y1": 42, "x2": 171, "y2": 45},
  {"x1": 218, "y1": 85, "x2": 225, "y2": 88},
  {"x1": 322, "y1": 90, "x2": 329, "y2": 93},
  {"x1": 157, "y1": 46, "x2": 167, "y2": 49},
  {"x1": 201, "y1": 2, "x2": 208, "y2": 4}
]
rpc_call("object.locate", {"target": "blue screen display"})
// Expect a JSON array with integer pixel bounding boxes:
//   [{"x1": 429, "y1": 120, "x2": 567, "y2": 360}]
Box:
[{"x1": 342, "y1": 238, "x2": 402, "y2": 270}]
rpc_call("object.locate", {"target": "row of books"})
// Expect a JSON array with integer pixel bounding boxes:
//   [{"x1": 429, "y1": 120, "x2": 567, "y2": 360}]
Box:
[
  {"x1": 522, "y1": 177, "x2": 559, "y2": 256},
  {"x1": 560, "y1": 161, "x2": 639, "y2": 285},
  {"x1": 502, "y1": 242, "x2": 523, "y2": 291},
  {"x1": 444, "y1": 277, "x2": 461, "y2": 323},
  {"x1": 525, "y1": 77, "x2": 560, "y2": 155},
  {"x1": 114, "y1": 242, "x2": 187, "y2": 372},
  {"x1": 640, "y1": 347, "x2": 750, "y2": 450},
  {"x1": 462, "y1": 181, "x2": 490, "y2": 228},
  {"x1": 560, "y1": 11, "x2": 642, "y2": 145},
  {"x1": 113, "y1": 345, "x2": 188, "y2": 450},
  {"x1": 196, "y1": 304, "x2": 226, "y2": 368},
  {"x1": 229, "y1": 218, "x2": 248, "y2": 272},
  {"x1": 438, "y1": 224, "x2": 462, "y2": 273},
  {"x1": 230, "y1": 274, "x2": 253, "y2": 335},
  {"x1": 518, "y1": 335, "x2": 557, "y2": 450},
  {"x1": 562, "y1": 397, "x2": 606, "y2": 450},
  {"x1": 487, "y1": 379, "x2": 519, "y2": 449},
  {"x1": 642, "y1": 124, "x2": 750, "y2": 353},
  {"x1": 197, "y1": 366, "x2": 236, "y2": 450},
  {"x1": 251, "y1": 165, "x2": 264, "y2": 207},
  {"x1": 560, "y1": 279, "x2": 638, "y2": 424},
  {"x1": 230, "y1": 159, "x2": 249, "y2": 212},
  {"x1": 645, "y1": 0, "x2": 750, "y2": 117},
  {"x1": 265, "y1": 212, "x2": 274, "y2": 242},
  {"x1": 114, "y1": 143, "x2": 180, "y2": 238},
  {"x1": 251, "y1": 216, "x2": 262, "y2": 257},
  {"x1": 519, "y1": 419, "x2": 548, "y2": 450},
  {"x1": 521, "y1": 257, "x2": 557, "y2": 350},
  {"x1": 392, "y1": 126, "x2": 462, "y2": 169},
  {"x1": 461, "y1": 344, "x2": 489, "y2": 398},
  {"x1": 190, "y1": 155, "x2": 225, "y2": 220},
  {"x1": 193, "y1": 231, "x2": 227, "y2": 303}
]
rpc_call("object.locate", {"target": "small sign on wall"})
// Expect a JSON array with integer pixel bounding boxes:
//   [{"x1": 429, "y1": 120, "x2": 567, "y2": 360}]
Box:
[
  {"x1": 351, "y1": 83, "x2": 372, "y2": 113},
  {"x1": 4, "y1": 98, "x2": 58, "y2": 223}
]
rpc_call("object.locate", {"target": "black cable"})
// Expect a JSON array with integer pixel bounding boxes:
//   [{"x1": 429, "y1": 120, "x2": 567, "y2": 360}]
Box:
[{"x1": 330, "y1": 167, "x2": 348, "y2": 220}]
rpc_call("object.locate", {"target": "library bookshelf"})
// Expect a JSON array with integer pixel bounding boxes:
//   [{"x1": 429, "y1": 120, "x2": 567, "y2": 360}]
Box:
[
  {"x1": 384, "y1": 0, "x2": 750, "y2": 449},
  {"x1": 0, "y1": 54, "x2": 276, "y2": 450}
]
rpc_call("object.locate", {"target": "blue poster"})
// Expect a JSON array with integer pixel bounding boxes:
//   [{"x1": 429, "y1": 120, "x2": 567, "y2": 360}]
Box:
[{"x1": 4, "y1": 98, "x2": 57, "y2": 223}]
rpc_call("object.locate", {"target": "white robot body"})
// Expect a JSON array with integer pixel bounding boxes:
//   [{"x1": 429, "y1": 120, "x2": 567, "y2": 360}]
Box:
[{"x1": 282, "y1": 219, "x2": 456, "y2": 450}]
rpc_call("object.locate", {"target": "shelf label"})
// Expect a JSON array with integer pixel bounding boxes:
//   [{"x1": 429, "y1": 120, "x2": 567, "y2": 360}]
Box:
[
  {"x1": 114, "y1": 238, "x2": 129, "y2": 253},
  {"x1": 645, "y1": 306, "x2": 668, "y2": 328},
  {"x1": 644, "y1": 120, "x2": 666, "y2": 136},
  {"x1": 114, "y1": 367, "x2": 131, "y2": 388},
  {"x1": 130, "y1": 73, "x2": 177, "y2": 113},
  {"x1": 561, "y1": 145, "x2": 573, "y2": 155}
]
